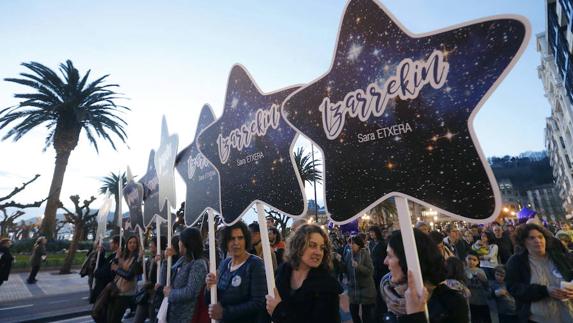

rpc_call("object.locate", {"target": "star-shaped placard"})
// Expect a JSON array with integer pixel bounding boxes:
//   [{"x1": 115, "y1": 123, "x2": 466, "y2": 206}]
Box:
[
  {"x1": 175, "y1": 104, "x2": 221, "y2": 226},
  {"x1": 154, "y1": 116, "x2": 179, "y2": 212},
  {"x1": 123, "y1": 166, "x2": 145, "y2": 231},
  {"x1": 139, "y1": 149, "x2": 167, "y2": 226},
  {"x1": 197, "y1": 65, "x2": 306, "y2": 224},
  {"x1": 282, "y1": 0, "x2": 530, "y2": 223}
]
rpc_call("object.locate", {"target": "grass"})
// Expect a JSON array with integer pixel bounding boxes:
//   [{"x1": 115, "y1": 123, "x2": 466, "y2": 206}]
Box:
[{"x1": 13, "y1": 251, "x2": 88, "y2": 270}]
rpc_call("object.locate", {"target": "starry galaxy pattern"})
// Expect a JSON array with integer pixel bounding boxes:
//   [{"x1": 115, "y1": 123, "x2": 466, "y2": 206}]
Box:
[
  {"x1": 282, "y1": 0, "x2": 529, "y2": 223},
  {"x1": 154, "y1": 116, "x2": 179, "y2": 212},
  {"x1": 175, "y1": 104, "x2": 221, "y2": 226},
  {"x1": 138, "y1": 149, "x2": 167, "y2": 226},
  {"x1": 197, "y1": 65, "x2": 306, "y2": 225},
  {"x1": 123, "y1": 179, "x2": 144, "y2": 231}
]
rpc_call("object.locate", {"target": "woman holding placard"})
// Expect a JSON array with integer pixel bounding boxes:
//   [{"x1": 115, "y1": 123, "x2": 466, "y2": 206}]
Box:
[
  {"x1": 380, "y1": 229, "x2": 469, "y2": 323},
  {"x1": 108, "y1": 235, "x2": 143, "y2": 323},
  {"x1": 506, "y1": 223, "x2": 573, "y2": 322},
  {"x1": 265, "y1": 223, "x2": 343, "y2": 323},
  {"x1": 205, "y1": 221, "x2": 268, "y2": 323},
  {"x1": 163, "y1": 227, "x2": 208, "y2": 321}
]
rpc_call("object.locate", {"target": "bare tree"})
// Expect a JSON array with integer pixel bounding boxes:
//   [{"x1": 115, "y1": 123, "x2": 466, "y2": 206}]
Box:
[
  {"x1": 0, "y1": 174, "x2": 47, "y2": 237},
  {"x1": 57, "y1": 195, "x2": 97, "y2": 274}
]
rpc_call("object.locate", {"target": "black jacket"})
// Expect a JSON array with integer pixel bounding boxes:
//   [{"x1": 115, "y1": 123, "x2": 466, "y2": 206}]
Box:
[
  {"x1": 370, "y1": 239, "x2": 389, "y2": 286},
  {"x1": 506, "y1": 249, "x2": 573, "y2": 323},
  {"x1": 0, "y1": 245, "x2": 14, "y2": 282},
  {"x1": 426, "y1": 284, "x2": 469, "y2": 323},
  {"x1": 272, "y1": 262, "x2": 343, "y2": 323},
  {"x1": 90, "y1": 251, "x2": 115, "y2": 303}
]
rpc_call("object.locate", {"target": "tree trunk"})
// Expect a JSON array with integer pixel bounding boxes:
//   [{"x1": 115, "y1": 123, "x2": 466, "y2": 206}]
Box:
[
  {"x1": 60, "y1": 222, "x2": 83, "y2": 274},
  {"x1": 41, "y1": 150, "x2": 72, "y2": 240}
]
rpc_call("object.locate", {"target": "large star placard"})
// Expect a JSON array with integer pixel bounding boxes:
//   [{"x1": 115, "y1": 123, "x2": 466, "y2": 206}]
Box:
[
  {"x1": 282, "y1": 0, "x2": 530, "y2": 223},
  {"x1": 197, "y1": 65, "x2": 306, "y2": 224},
  {"x1": 154, "y1": 116, "x2": 179, "y2": 211},
  {"x1": 175, "y1": 104, "x2": 221, "y2": 226},
  {"x1": 139, "y1": 149, "x2": 167, "y2": 226},
  {"x1": 123, "y1": 166, "x2": 145, "y2": 230}
]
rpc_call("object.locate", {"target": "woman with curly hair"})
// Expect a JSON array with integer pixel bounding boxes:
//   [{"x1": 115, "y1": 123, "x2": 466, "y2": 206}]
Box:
[
  {"x1": 266, "y1": 224, "x2": 343, "y2": 323},
  {"x1": 506, "y1": 223, "x2": 573, "y2": 322}
]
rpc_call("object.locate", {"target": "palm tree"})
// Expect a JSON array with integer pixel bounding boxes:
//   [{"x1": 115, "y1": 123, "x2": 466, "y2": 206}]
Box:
[
  {"x1": 293, "y1": 147, "x2": 322, "y2": 186},
  {"x1": 0, "y1": 60, "x2": 129, "y2": 239},
  {"x1": 369, "y1": 198, "x2": 397, "y2": 227},
  {"x1": 99, "y1": 171, "x2": 127, "y2": 235}
]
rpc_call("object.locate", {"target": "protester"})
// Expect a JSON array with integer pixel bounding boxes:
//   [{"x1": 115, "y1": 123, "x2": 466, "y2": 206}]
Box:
[
  {"x1": 398, "y1": 270, "x2": 430, "y2": 323},
  {"x1": 381, "y1": 229, "x2": 469, "y2": 322},
  {"x1": 429, "y1": 231, "x2": 453, "y2": 260},
  {"x1": 343, "y1": 235, "x2": 376, "y2": 323},
  {"x1": 491, "y1": 265, "x2": 517, "y2": 323},
  {"x1": 444, "y1": 256, "x2": 471, "y2": 319},
  {"x1": 248, "y1": 222, "x2": 277, "y2": 271},
  {"x1": 414, "y1": 221, "x2": 430, "y2": 235},
  {"x1": 465, "y1": 250, "x2": 490, "y2": 323},
  {"x1": 367, "y1": 225, "x2": 388, "y2": 317},
  {"x1": 491, "y1": 223, "x2": 514, "y2": 264},
  {"x1": 472, "y1": 231, "x2": 498, "y2": 280},
  {"x1": 269, "y1": 227, "x2": 285, "y2": 267},
  {"x1": 91, "y1": 235, "x2": 120, "y2": 308},
  {"x1": 107, "y1": 235, "x2": 143, "y2": 323},
  {"x1": 0, "y1": 237, "x2": 14, "y2": 286},
  {"x1": 205, "y1": 221, "x2": 268, "y2": 323},
  {"x1": 27, "y1": 236, "x2": 47, "y2": 284},
  {"x1": 506, "y1": 223, "x2": 573, "y2": 322},
  {"x1": 134, "y1": 236, "x2": 166, "y2": 323},
  {"x1": 443, "y1": 224, "x2": 461, "y2": 258},
  {"x1": 266, "y1": 223, "x2": 343, "y2": 323},
  {"x1": 457, "y1": 229, "x2": 474, "y2": 261},
  {"x1": 163, "y1": 227, "x2": 208, "y2": 321}
]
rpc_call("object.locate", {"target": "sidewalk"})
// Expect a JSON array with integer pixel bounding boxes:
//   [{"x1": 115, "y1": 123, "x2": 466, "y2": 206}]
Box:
[{"x1": 0, "y1": 270, "x2": 89, "y2": 303}]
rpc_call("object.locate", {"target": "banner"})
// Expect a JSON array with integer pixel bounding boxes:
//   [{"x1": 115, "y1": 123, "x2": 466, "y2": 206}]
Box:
[
  {"x1": 154, "y1": 116, "x2": 178, "y2": 212},
  {"x1": 139, "y1": 150, "x2": 167, "y2": 226},
  {"x1": 281, "y1": 0, "x2": 530, "y2": 224},
  {"x1": 123, "y1": 166, "x2": 145, "y2": 231},
  {"x1": 175, "y1": 104, "x2": 221, "y2": 226},
  {"x1": 197, "y1": 65, "x2": 307, "y2": 224}
]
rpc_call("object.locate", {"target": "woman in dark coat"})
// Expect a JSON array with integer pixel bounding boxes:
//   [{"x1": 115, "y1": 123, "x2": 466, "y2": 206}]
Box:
[
  {"x1": 506, "y1": 223, "x2": 573, "y2": 323},
  {"x1": 0, "y1": 238, "x2": 14, "y2": 286},
  {"x1": 266, "y1": 224, "x2": 343, "y2": 323},
  {"x1": 381, "y1": 229, "x2": 469, "y2": 323},
  {"x1": 27, "y1": 236, "x2": 47, "y2": 283}
]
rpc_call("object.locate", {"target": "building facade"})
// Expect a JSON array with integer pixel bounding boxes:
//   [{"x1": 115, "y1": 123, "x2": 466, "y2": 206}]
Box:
[
  {"x1": 526, "y1": 184, "x2": 565, "y2": 220},
  {"x1": 538, "y1": 0, "x2": 573, "y2": 216}
]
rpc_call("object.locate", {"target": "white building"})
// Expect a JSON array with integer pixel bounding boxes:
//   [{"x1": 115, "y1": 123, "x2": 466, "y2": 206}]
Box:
[{"x1": 537, "y1": 0, "x2": 573, "y2": 216}]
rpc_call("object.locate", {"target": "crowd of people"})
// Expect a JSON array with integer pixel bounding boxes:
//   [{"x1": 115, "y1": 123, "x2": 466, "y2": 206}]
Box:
[{"x1": 2, "y1": 215, "x2": 573, "y2": 323}]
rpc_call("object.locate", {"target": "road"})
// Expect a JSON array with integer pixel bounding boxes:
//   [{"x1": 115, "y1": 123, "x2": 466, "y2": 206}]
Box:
[{"x1": 0, "y1": 290, "x2": 91, "y2": 323}]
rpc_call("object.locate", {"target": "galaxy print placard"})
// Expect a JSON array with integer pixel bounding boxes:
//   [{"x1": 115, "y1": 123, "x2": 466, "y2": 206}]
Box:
[
  {"x1": 123, "y1": 178, "x2": 144, "y2": 231},
  {"x1": 175, "y1": 104, "x2": 221, "y2": 226},
  {"x1": 139, "y1": 150, "x2": 167, "y2": 226},
  {"x1": 197, "y1": 65, "x2": 306, "y2": 225},
  {"x1": 282, "y1": 0, "x2": 529, "y2": 223},
  {"x1": 154, "y1": 116, "x2": 179, "y2": 212}
]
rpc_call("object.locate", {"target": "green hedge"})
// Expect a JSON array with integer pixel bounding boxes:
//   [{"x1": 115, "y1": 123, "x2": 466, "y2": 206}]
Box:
[
  {"x1": 13, "y1": 251, "x2": 88, "y2": 269},
  {"x1": 12, "y1": 239, "x2": 94, "y2": 254}
]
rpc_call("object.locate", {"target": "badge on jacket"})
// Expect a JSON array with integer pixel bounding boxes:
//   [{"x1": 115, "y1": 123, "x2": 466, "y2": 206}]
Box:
[{"x1": 232, "y1": 275, "x2": 242, "y2": 287}]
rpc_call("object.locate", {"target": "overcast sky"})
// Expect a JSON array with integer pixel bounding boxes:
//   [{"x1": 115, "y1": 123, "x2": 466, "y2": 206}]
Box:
[{"x1": 0, "y1": 0, "x2": 548, "y2": 220}]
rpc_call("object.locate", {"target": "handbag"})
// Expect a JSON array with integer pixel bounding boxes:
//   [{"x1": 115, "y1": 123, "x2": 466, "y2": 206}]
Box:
[{"x1": 91, "y1": 281, "x2": 119, "y2": 320}]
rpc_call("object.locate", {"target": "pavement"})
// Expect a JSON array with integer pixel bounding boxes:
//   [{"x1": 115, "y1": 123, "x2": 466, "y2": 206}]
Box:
[{"x1": 0, "y1": 270, "x2": 89, "y2": 303}]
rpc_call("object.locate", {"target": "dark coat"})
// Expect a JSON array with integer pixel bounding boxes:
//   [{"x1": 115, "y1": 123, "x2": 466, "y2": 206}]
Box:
[
  {"x1": 29, "y1": 243, "x2": 46, "y2": 267},
  {"x1": 167, "y1": 257, "x2": 208, "y2": 322},
  {"x1": 272, "y1": 262, "x2": 343, "y2": 323},
  {"x1": 426, "y1": 284, "x2": 469, "y2": 323},
  {"x1": 491, "y1": 233, "x2": 514, "y2": 264},
  {"x1": 0, "y1": 245, "x2": 14, "y2": 282},
  {"x1": 506, "y1": 249, "x2": 573, "y2": 323},
  {"x1": 207, "y1": 255, "x2": 269, "y2": 323},
  {"x1": 369, "y1": 239, "x2": 388, "y2": 286},
  {"x1": 90, "y1": 251, "x2": 115, "y2": 303},
  {"x1": 343, "y1": 248, "x2": 376, "y2": 304}
]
